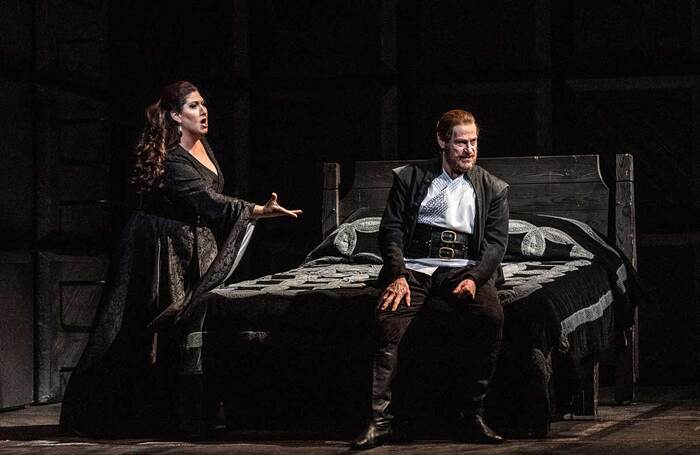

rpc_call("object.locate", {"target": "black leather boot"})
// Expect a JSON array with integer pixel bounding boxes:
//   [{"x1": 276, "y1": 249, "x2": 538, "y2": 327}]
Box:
[
  {"x1": 352, "y1": 419, "x2": 393, "y2": 450},
  {"x1": 351, "y1": 347, "x2": 397, "y2": 450},
  {"x1": 456, "y1": 340, "x2": 505, "y2": 444}
]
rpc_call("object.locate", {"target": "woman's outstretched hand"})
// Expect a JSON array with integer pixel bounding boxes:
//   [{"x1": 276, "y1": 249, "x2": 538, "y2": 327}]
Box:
[{"x1": 252, "y1": 192, "x2": 302, "y2": 219}]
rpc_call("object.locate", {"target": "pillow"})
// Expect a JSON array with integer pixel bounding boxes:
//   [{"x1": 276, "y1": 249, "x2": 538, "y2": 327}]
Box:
[
  {"x1": 304, "y1": 216, "x2": 382, "y2": 264},
  {"x1": 305, "y1": 212, "x2": 609, "y2": 263},
  {"x1": 506, "y1": 214, "x2": 599, "y2": 260}
]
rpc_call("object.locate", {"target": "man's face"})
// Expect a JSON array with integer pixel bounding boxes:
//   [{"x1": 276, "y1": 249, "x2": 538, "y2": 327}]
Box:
[{"x1": 438, "y1": 123, "x2": 478, "y2": 175}]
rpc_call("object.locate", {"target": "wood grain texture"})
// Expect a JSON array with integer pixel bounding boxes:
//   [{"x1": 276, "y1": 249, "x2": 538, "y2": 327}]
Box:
[
  {"x1": 60, "y1": 282, "x2": 104, "y2": 331},
  {"x1": 35, "y1": 252, "x2": 108, "y2": 403},
  {"x1": 322, "y1": 162, "x2": 340, "y2": 189},
  {"x1": 339, "y1": 187, "x2": 391, "y2": 219},
  {"x1": 614, "y1": 153, "x2": 638, "y2": 404},
  {"x1": 322, "y1": 189, "x2": 339, "y2": 237},
  {"x1": 480, "y1": 155, "x2": 605, "y2": 185},
  {"x1": 616, "y1": 153, "x2": 634, "y2": 182},
  {"x1": 348, "y1": 155, "x2": 605, "y2": 189},
  {"x1": 339, "y1": 183, "x2": 609, "y2": 227},
  {"x1": 330, "y1": 155, "x2": 612, "y2": 235},
  {"x1": 615, "y1": 154, "x2": 637, "y2": 267},
  {"x1": 0, "y1": 252, "x2": 34, "y2": 409},
  {"x1": 321, "y1": 163, "x2": 340, "y2": 236},
  {"x1": 581, "y1": 358, "x2": 600, "y2": 417}
]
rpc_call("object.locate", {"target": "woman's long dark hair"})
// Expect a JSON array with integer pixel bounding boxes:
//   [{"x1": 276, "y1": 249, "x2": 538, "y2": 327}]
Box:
[{"x1": 131, "y1": 81, "x2": 199, "y2": 193}]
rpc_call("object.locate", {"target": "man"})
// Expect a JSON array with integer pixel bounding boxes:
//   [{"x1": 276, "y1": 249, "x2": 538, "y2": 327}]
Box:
[{"x1": 352, "y1": 109, "x2": 509, "y2": 449}]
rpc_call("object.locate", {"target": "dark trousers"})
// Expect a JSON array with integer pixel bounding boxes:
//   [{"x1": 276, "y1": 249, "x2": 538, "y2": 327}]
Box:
[{"x1": 371, "y1": 267, "x2": 503, "y2": 422}]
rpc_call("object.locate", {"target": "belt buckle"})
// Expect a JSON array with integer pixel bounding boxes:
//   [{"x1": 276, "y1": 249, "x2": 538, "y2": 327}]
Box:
[
  {"x1": 438, "y1": 247, "x2": 455, "y2": 259},
  {"x1": 440, "y1": 230, "x2": 458, "y2": 243}
]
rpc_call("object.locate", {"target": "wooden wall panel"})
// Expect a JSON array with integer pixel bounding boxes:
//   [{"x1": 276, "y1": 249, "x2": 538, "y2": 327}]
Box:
[
  {"x1": 562, "y1": 1, "x2": 698, "y2": 73},
  {"x1": 59, "y1": 119, "x2": 109, "y2": 164},
  {"x1": 60, "y1": 282, "x2": 103, "y2": 331},
  {"x1": 36, "y1": 252, "x2": 108, "y2": 403},
  {"x1": 0, "y1": 253, "x2": 34, "y2": 409},
  {"x1": 23, "y1": 2, "x2": 113, "y2": 406},
  {"x1": 636, "y1": 243, "x2": 696, "y2": 385},
  {"x1": 248, "y1": 86, "x2": 387, "y2": 274},
  {"x1": 251, "y1": 0, "x2": 391, "y2": 79},
  {"x1": 0, "y1": 0, "x2": 33, "y2": 68},
  {"x1": 0, "y1": 79, "x2": 34, "y2": 248},
  {"x1": 409, "y1": 0, "x2": 550, "y2": 77},
  {"x1": 34, "y1": 0, "x2": 108, "y2": 88},
  {"x1": 35, "y1": 88, "x2": 110, "y2": 244},
  {"x1": 252, "y1": 86, "x2": 386, "y2": 197},
  {"x1": 564, "y1": 78, "x2": 697, "y2": 234}
]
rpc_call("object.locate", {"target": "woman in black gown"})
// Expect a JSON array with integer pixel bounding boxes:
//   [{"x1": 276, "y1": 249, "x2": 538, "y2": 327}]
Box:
[{"x1": 59, "y1": 81, "x2": 301, "y2": 437}]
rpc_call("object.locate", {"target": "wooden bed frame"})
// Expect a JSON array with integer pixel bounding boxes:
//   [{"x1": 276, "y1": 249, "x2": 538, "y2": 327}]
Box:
[{"x1": 321, "y1": 154, "x2": 638, "y2": 416}]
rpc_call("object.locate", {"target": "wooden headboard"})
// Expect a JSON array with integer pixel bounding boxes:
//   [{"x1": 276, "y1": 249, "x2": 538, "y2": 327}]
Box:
[{"x1": 322, "y1": 154, "x2": 636, "y2": 265}]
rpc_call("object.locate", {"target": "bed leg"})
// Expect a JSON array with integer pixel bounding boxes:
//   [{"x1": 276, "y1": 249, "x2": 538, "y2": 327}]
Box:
[
  {"x1": 615, "y1": 310, "x2": 638, "y2": 404},
  {"x1": 582, "y1": 357, "x2": 599, "y2": 416},
  {"x1": 572, "y1": 356, "x2": 599, "y2": 418}
]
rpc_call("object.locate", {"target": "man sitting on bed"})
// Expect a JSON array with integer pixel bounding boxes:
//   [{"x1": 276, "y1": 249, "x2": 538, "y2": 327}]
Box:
[{"x1": 352, "y1": 109, "x2": 510, "y2": 449}]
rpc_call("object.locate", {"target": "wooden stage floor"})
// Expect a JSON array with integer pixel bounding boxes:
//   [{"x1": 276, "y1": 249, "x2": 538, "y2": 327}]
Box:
[{"x1": 1, "y1": 387, "x2": 698, "y2": 454}]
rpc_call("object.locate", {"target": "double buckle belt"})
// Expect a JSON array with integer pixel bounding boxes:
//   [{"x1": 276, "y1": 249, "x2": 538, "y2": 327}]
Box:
[{"x1": 408, "y1": 224, "x2": 470, "y2": 259}]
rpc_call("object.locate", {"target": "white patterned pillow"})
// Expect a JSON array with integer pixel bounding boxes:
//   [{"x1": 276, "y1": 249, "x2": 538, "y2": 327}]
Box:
[
  {"x1": 305, "y1": 217, "x2": 382, "y2": 263},
  {"x1": 507, "y1": 215, "x2": 595, "y2": 260}
]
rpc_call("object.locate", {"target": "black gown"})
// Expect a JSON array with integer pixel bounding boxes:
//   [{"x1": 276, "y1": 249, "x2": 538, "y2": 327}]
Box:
[{"x1": 59, "y1": 139, "x2": 255, "y2": 437}]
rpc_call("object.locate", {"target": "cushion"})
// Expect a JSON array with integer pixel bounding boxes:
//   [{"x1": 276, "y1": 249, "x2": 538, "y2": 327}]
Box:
[{"x1": 506, "y1": 214, "x2": 601, "y2": 260}]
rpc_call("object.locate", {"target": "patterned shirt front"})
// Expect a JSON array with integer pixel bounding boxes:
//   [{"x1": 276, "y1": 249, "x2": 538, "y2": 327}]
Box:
[{"x1": 405, "y1": 169, "x2": 476, "y2": 276}]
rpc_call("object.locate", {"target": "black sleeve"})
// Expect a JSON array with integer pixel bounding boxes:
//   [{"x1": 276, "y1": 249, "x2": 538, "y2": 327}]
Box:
[
  {"x1": 465, "y1": 186, "x2": 509, "y2": 287},
  {"x1": 164, "y1": 155, "x2": 254, "y2": 230},
  {"x1": 378, "y1": 172, "x2": 409, "y2": 281}
]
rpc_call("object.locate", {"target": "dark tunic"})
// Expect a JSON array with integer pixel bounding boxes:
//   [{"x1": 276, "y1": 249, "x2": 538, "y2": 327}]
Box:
[
  {"x1": 379, "y1": 158, "x2": 509, "y2": 285},
  {"x1": 59, "y1": 139, "x2": 255, "y2": 437}
]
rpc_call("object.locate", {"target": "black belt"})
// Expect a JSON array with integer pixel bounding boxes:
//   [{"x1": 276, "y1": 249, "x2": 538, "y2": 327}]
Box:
[{"x1": 407, "y1": 224, "x2": 471, "y2": 259}]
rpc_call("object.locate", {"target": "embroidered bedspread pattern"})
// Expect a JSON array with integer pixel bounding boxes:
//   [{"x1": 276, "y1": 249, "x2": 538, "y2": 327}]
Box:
[
  {"x1": 214, "y1": 263, "x2": 382, "y2": 298},
  {"x1": 498, "y1": 259, "x2": 615, "y2": 357},
  {"x1": 215, "y1": 259, "x2": 609, "y2": 341}
]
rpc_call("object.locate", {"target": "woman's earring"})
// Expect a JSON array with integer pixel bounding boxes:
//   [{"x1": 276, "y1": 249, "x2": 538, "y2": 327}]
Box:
[{"x1": 178, "y1": 123, "x2": 182, "y2": 137}]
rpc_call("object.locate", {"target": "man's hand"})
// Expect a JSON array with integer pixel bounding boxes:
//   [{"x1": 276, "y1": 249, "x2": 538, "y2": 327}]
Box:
[
  {"x1": 378, "y1": 276, "x2": 411, "y2": 312},
  {"x1": 452, "y1": 277, "x2": 476, "y2": 301}
]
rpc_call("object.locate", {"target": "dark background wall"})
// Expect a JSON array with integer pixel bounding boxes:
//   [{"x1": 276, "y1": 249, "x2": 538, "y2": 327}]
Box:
[{"x1": 1, "y1": 0, "x2": 698, "y2": 407}]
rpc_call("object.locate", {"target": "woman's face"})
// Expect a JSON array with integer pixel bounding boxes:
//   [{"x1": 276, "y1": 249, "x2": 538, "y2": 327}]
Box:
[{"x1": 173, "y1": 90, "x2": 208, "y2": 137}]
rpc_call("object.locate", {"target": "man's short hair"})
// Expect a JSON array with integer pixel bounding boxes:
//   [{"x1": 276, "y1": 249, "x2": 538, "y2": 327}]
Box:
[{"x1": 436, "y1": 109, "x2": 478, "y2": 141}]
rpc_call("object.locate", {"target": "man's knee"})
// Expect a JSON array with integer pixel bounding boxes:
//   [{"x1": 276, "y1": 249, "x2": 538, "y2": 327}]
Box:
[
  {"x1": 462, "y1": 284, "x2": 503, "y2": 337},
  {"x1": 376, "y1": 311, "x2": 411, "y2": 345},
  {"x1": 481, "y1": 302, "x2": 504, "y2": 338}
]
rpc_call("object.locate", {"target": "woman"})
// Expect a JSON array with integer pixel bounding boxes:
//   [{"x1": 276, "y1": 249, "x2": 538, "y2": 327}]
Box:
[{"x1": 59, "y1": 81, "x2": 301, "y2": 437}]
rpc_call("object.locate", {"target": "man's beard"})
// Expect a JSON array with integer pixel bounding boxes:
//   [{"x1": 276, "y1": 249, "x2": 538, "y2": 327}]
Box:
[{"x1": 447, "y1": 152, "x2": 476, "y2": 174}]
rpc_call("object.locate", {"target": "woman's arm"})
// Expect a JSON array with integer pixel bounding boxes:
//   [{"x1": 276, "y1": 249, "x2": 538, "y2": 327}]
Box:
[
  {"x1": 165, "y1": 154, "x2": 301, "y2": 228},
  {"x1": 165, "y1": 154, "x2": 254, "y2": 228}
]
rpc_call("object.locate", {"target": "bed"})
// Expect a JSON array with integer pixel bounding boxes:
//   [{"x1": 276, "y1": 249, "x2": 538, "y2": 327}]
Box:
[{"x1": 197, "y1": 154, "x2": 640, "y2": 437}]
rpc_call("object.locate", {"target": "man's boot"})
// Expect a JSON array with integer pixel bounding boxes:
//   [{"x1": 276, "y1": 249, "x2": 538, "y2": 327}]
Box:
[
  {"x1": 351, "y1": 347, "x2": 397, "y2": 450},
  {"x1": 457, "y1": 340, "x2": 505, "y2": 444},
  {"x1": 459, "y1": 413, "x2": 504, "y2": 444}
]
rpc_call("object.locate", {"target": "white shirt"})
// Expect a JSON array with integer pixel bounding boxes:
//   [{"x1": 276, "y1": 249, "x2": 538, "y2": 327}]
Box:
[{"x1": 404, "y1": 169, "x2": 476, "y2": 276}]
